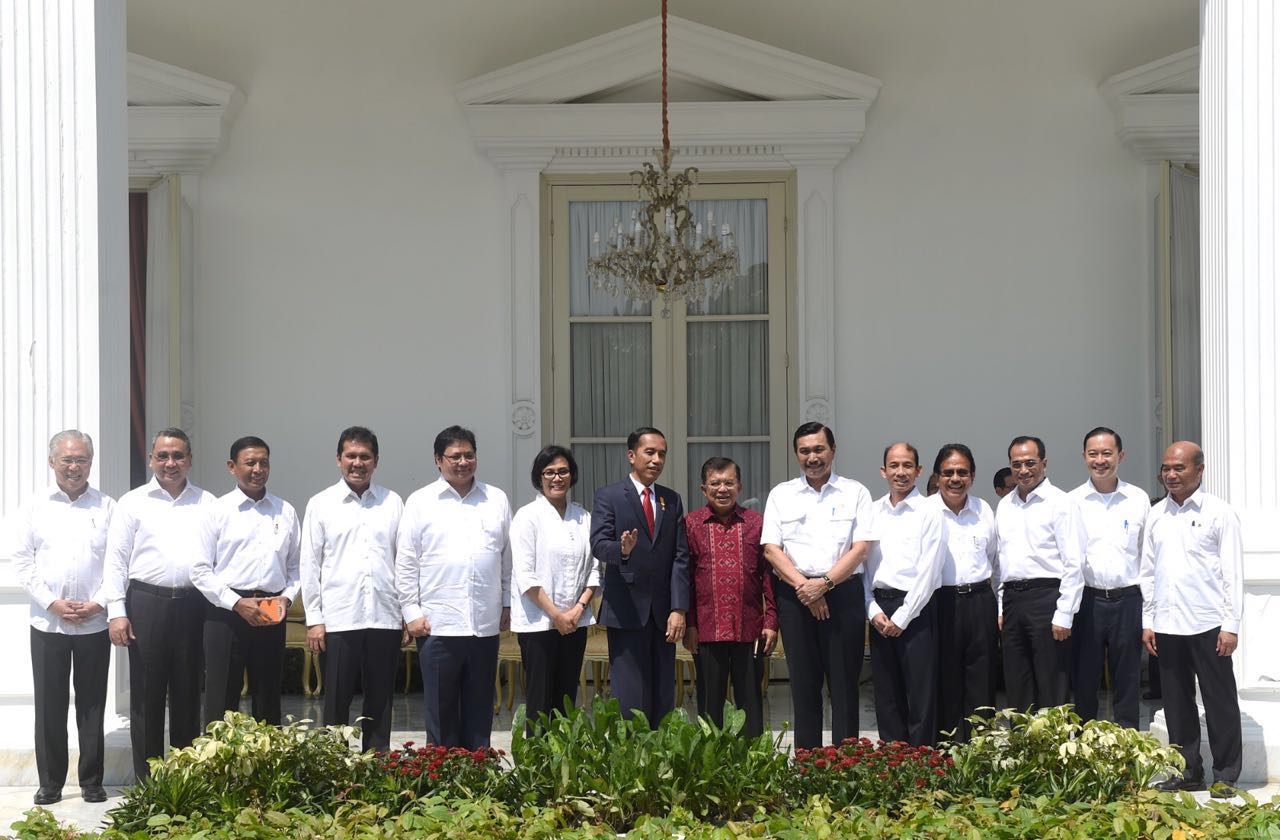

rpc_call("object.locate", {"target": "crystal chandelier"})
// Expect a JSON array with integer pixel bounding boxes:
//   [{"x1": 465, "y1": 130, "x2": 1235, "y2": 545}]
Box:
[{"x1": 587, "y1": 0, "x2": 739, "y2": 315}]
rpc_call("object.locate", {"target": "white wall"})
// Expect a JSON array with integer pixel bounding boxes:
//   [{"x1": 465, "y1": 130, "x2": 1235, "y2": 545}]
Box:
[{"x1": 125, "y1": 0, "x2": 1196, "y2": 510}]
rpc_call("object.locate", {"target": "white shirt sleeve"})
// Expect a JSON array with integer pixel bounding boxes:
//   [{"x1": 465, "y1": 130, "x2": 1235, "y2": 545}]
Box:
[
  {"x1": 1219, "y1": 505, "x2": 1244, "y2": 635},
  {"x1": 281, "y1": 506, "x2": 302, "y2": 607},
  {"x1": 892, "y1": 507, "x2": 945, "y2": 630},
  {"x1": 1051, "y1": 496, "x2": 1087, "y2": 628},
  {"x1": 299, "y1": 499, "x2": 325, "y2": 625},
  {"x1": 395, "y1": 502, "x2": 423, "y2": 624},
  {"x1": 102, "y1": 502, "x2": 137, "y2": 620}
]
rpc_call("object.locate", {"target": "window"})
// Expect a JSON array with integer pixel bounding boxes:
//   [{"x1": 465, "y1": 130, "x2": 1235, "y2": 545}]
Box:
[{"x1": 545, "y1": 175, "x2": 793, "y2": 510}]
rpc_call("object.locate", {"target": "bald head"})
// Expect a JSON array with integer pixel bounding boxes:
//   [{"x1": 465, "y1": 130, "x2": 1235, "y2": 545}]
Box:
[{"x1": 1160, "y1": 440, "x2": 1205, "y2": 504}]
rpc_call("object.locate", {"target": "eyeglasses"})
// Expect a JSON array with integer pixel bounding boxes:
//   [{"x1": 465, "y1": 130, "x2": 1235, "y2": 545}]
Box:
[
  {"x1": 937, "y1": 468, "x2": 971, "y2": 478},
  {"x1": 541, "y1": 468, "x2": 572, "y2": 479},
  {"x1": 56, "y1": 457, "x2": 90, "y2": 467},
  {"x1": 1009, "y1": 459, "x2": 1041, "y2": 470},
  {"x1": 442, "y1": 452, "x2": 476, "y2": 464},
  {"x1": 151, "y1": 451, "x2": 189, "y2": 463}
]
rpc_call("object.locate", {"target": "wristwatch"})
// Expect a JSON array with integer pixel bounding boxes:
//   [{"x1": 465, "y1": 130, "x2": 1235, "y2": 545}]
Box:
[{"x1": 821, "y1": 574, "x2": 835, "y2": 591}]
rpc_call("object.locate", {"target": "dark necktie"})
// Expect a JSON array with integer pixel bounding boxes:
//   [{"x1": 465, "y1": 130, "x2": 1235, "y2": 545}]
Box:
[{"x1": 642, "y1": 487, "x2": 656, "y2": 539}]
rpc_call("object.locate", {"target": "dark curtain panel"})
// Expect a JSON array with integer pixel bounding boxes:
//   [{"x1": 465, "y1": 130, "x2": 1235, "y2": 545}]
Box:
[{"x1": 128, "y1": 192, "x2": 148, "y2": 488}]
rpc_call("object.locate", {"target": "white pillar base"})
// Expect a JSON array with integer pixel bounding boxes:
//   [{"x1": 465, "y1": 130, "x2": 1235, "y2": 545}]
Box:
[{"x1": 1149, "y1": 695, "x2": 1280, "y2": 783}]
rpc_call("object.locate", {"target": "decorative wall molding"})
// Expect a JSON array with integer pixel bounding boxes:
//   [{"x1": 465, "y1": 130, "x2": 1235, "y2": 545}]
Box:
[
  {"x1": 127, "y1": 53, "x2": 243, "y2": 178},
  {"x1": 456, "y1": 16, "x2": 880, "y2": 441},
  {"x1": 1101, "y1": 47, "x2": 1199, "y2": 163}
]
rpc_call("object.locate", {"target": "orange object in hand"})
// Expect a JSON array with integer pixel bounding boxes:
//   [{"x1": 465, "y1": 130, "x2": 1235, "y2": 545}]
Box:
[{"x1": 257, "y1": 597, "x2": 286, "y2": 625}]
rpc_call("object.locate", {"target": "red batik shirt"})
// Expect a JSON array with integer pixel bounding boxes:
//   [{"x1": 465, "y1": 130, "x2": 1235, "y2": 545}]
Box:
[{"x1": 685, "y1": 505, "x2": 778, "y2": 643}]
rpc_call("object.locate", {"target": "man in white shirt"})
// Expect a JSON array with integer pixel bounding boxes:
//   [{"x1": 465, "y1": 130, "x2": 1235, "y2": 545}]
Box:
[
  {"x1": 3, "y1": 431, "x2": 113, "y2": 805},
  {"x1": 397, "y1": 426, "x2": 511, "y2": 749},
  {"x1": 193, "y1": 436, "x2": 301, "y2": 728},
  {"x1": 863, "y1": 443, "x2": 944, "y2": 746},
  {"x1": 1069, "y1": 427, "x2": 1150, "y2": 729},
  {"x1": 105, "y1": 427, "x2": 215, "y2": 781},
  {"x1": 930, "y1": 443, "x2": 999, "y2": 742},
  {"x1": 996, "y1": 435, "x2": 1086, "y2": 712},
  {"x1": 761, "y1": 422, "x2": 874, "y2": 748},
  {"x1": 1142, "y1": 441, "x2": 1242, "y2": 797},
  {"x1": 301, "y1": 427, "x2": 404, "y2": 752}
]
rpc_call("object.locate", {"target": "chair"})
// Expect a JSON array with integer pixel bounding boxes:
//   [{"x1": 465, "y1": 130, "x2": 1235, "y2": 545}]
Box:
[
  {"x1": 495, "y1": 630, "x2": 523, "y2": 713},
  {"x1": 580, "y1": 624, "x2": 611, "y2": 703},
  {"x1": 401, "y1": 638, "x2": 417, "y2": 693}
]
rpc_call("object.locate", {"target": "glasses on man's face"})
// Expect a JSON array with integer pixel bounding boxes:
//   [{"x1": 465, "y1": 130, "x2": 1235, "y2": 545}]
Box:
[
  {"x1": 56, "y1": 457, "x2": 90, "y2": 467},
  {"x1": 938, "y1": 468, "x2": 971, "y2": 479},
  {"x1": 443, "y1": 452, "x2": 476, "y2": 464},
  {"x1": 151, "y1": 451, "x2": 188, "y2": 463},
  {"x1": 704, "y1": 480, "x2": 739, "y2": 490},
  {"x1": 1010, "y1": 459, "x2": 1041, "y2": 471},
  {"x1": 541, "y1": 468, "x2": 572, "y2": 480}
]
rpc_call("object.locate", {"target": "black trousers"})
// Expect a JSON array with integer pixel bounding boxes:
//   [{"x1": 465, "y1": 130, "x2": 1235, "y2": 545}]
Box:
[
  {"x1": 125, "y1": 584, "x2": 204, "y2": 780},
  {"x1": 1158, "y1": 627, "x2": 1242, "y2": 784},
  {"x1": 417, "y1": 634, "x2": 499, "y2": 749},
  {"x1": 606, "y1": 617, "x2": 676, "y2": 728},
  {"x1": 202, "y1": 601, "x2": 286, "y2": 727},
  {"x1": 518, "y1": 627, "x2": 588, "y2": 723},
  {"x1": 30, "y1": 628, "x2": 109, "y2": 789},
  {"x1": 935, "y1": 585, "x2": 998, "y2": 741},
  {"x1": 696, "y1": 640, "x2": 764, "y2": 737},
  {"x1": 322, "y1": 628, "x2": 402, "y2": 753},
  {"x1": 1001, "y1": 582, "x2": 1071, "y2": 712},
  {"x1": 774, "y1": 576, "x2": 865, "y2": 748},
  {"x1": 869, "y1": 589, "x2": 937, "y2": 746},
  {"x1": 1072, "y1": 587, "x2": 1142, "y2": 729}
]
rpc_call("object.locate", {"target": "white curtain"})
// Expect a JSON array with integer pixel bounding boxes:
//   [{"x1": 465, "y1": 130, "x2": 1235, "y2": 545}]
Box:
[{"x1": 1169, "y1": 166, "x2": 1200, "y2": 444}]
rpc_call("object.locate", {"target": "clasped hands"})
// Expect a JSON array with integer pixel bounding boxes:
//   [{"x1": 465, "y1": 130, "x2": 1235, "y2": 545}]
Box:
[
  {"x1": 50, "y1": 598, "x2": 103, "y2": 625},
  {"x1": 795, "y1": 576, "x2": 831, "y2": 620}
]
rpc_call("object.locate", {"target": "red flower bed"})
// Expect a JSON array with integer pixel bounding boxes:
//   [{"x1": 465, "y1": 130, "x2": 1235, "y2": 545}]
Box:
[
  {"x1": 377, "y1": 741, "x2": 507, "y2": 801},
  {"x1": 792, "y1": 738, "x2": 954, "y2": 808}
]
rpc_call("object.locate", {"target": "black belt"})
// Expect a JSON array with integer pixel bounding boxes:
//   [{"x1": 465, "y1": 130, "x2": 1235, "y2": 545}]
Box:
[
  {"x1": 1003, "y1": 577, "x2": 1059, "y2": 592},
  {"x1": 233, "y1": 588, "x2": 282, "y2": 598},
  {"x1": 941, "y1": 578, "x2": 991, "y2": 596},
  {"x1": 1084, "y1": 585, "x2": 1140, "y2": 601},
  {"x1": 129, "y1": 580, "x2": 197, "y2": 598},
  {"x1": 873, "y1": 586, "x2": 907, "y2": 600}
]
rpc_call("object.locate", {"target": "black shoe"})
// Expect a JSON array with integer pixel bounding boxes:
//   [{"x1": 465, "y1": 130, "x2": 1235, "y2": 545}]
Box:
[
  {"x1": 33, "y1": 787, "x2": 62, "y2": 805},
  {"x1": 1210, "y1": 781, "x2": 1239, "y2": 800},
  {"x1": 1156, "y1": 775, "x2": 1206, "y2": 793},
  {"x1": 81, "y1": 785, "x2": 107, "y2": 803}
]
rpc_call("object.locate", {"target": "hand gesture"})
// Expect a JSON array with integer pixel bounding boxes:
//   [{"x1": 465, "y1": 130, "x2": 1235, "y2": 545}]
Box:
[{"x1": 620, "y1": 529, "x2": 639, "y2": 557}]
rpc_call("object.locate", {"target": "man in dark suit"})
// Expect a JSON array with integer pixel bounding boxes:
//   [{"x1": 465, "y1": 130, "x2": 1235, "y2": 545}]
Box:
[{"x1": 590, "y1": 427, "x2": 690, "y2": 726}]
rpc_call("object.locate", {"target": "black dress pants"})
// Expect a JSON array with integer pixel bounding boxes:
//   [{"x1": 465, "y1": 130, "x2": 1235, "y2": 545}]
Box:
[
  {"x1": 1158, "y1": 627, "x2": 1242, "y2": 784},
  {"x1": 606, "y1": 617, "x2": 676, "y2": 728},
  {"x1": 322, "y1": 628, "x2": 402, "y2": 752},
  {"x1": 697, "y1": 640, "x2": 764, "y2": 737},
  {"x1": 774, "y1": 576, "x2": 865, "y2": 748},
  {"x1": 518, "y1": 627, "x2": 588, "y2": 724},
  {"x1": 417, "y1": 634, "x2": 499, "y2": 749},
  {"x1": 935, "y1": 585, "x2": 998, "y2": 741},
  {"x1": 202, "y1": 600, "x2": 286, "y2": 727},
  {"x1": 1072, "y1": 587, "x2": 1142, "y2": 728},
  {"x1": 125, "y1": 584, "x2": 204, "y2": 780},
  {"x1": 869, "y1": 589, "x2": 937, "y2": 746},
  {"x1": 30, "y1": 628, "x2": 109, "y2": 789},
  {"x1": 1001, "y1": 581, "x2": 1071, "y2": 712}
]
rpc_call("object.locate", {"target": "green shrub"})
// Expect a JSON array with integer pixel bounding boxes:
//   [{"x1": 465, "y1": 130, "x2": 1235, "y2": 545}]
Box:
[{"x1": 943, "y1": 705, "x2": 1185, "y2": 801}]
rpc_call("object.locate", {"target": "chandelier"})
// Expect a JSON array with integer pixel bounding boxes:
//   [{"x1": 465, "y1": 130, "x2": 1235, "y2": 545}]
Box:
[{"x1": 587, "y1": 0, "x2": 739, "y2": 314}]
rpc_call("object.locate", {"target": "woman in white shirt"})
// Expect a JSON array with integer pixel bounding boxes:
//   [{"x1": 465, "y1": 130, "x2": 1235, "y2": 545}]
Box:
[{"x1": 510, "y1": 445, "x2": 601, "y2": 724}]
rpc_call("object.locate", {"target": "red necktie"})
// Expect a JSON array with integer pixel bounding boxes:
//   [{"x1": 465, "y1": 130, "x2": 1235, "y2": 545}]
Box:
[{"x1": 642, "y1": 487, "x2": 656, "y2": 539}]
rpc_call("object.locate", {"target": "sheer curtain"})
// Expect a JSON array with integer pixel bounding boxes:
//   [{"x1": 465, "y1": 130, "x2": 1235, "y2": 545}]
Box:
[{"x1": 1169, "y1": 166, "x2": 1200, "y2": 444}]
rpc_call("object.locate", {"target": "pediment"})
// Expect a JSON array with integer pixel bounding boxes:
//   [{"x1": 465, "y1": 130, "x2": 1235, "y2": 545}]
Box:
[
  {"x1": 128, "y1": 53, "x2": 242, "y2": 109},
  {"x1": 455, "y1": 15, "x2": 880, "y2": 106},
  {"x1": 127, "y1": 54, "x2": 243, "y2": 178},
  {"x1": 1101, "y1": 47, "x2": 1199, "y2": 163}
]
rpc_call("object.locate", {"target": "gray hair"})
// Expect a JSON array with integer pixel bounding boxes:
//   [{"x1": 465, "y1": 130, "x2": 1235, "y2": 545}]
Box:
[{"x1": 48, "y1": 429, "x2": 94, "y2": 459}]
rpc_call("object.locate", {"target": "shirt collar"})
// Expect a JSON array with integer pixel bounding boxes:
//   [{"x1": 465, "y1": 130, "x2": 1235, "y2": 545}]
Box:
[
  {"x1": 45, "y1": 484, "x2": 98, "y2": 505},
  {"x1": 690, "y1": 503, "x2": 745, "y2": 526},
  {"x1": 936, "y1": 493, "x2": 981, "y2": 520},
  {"x1": 433, "y1": 476, "x2": 484, "y2": 502},
  {"x1": 629, "y1": 474, "x2": 655, "y2": 497},
  {"x1": 336, "y1": 480, "x2": 382, "y2": 504},
  {"x1": 798, "y1": 472, "x2": 842, "y2": 496},
  {"x1": 228, "y1": 486, "x2": 275, "y2": 510},
  {"x1": 1081, "y1": 477, "x2": 1131, "y2": 500},
  {"x1": 1013, "y1": 477, "x2": 1055, "y2": 506},
  {"x1": 1168, "y1": 487, "x2": 1205, "y2": 512},
  {"x1": 145, "y1": 475, "x2": 200, "y2": 503}
]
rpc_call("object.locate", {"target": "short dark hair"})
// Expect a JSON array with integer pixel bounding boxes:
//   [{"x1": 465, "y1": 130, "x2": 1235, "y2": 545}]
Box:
[
  {"x1": 433, "y1": 425, "x2": 477, "y2": 459},
  {"x1": 151, "y1": 427, "x2": 191, "y2": 454},
  {"x1": 230, "y1": 436, "x2": 270, "y2": 461},
  {"x1": 1008, "y1": 435, "x2": 1046, "y2": 460},
  {"x1": 1193, "y1": 446, "x2": 1205, "y2": 467},
  {"x1": 627, "y1": 427, "x2": 665, "y2": 451},
  {"x1": 1082, "y1": 426, "x2": 1123, "y2": 452},
  {"x1": 883, "y1": 442, "x2": 920, "y2": 467},
  {"x1": 792, "y1": 422, "x2": 835, "y2": 451},
  {"x1": 993, "y1": 466, "x2": 1013, "y2": 489},
  {"x1": 934, "y1": 443, "x2": 976, "y2": 476},
  {"x1": 700, "y1": 456, "x2": 741, "y2": 484},
  {"x1": 531, "y1": 444, "x2": 579, "y2": 491},
  {"x1": 337, "y1": 426, "x2": 379, "y2": 458}
]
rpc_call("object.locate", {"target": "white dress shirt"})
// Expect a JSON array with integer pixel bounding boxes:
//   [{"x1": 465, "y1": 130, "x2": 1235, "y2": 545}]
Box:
[
  {"x1": 1069, "y1": 478, "x2": 1151, "y2": 590},
  {"x1": 192, "y1": 488, "x2": 302, "y2": 611},
  {"x1": 396, "y1": 478, "x2": 512, "y2": 637},
  {"x1": 509, "y1": 495, "x2": 601, "y2": 633},
  {"x1": 300, "y1": 480, "x2": 403, "y2": 632},
  {"x1": 4, "y1": 486, "x2": 115, "y2": 634},
  {"x1": 1140, "y1": 488, "x2": 1243, "y2": 635},
  {"x1": 103, "y1": 478, "x2": 217, "y2": 620},
  {"x1": 761, "y1": 474, "x2": 874, "y2": 577},
  {"x1": 861, "y1": 489, "x2": 944, "y2": 629},
  {"x1": 995, "y1": 478, "x2": 1086, "y2": 628},
  {"x1": 928, "y1": 493, "x2": 999, "y2": 588},
  {"x1": 628, "y1": 474, "x2": 665, "y2": 534}
]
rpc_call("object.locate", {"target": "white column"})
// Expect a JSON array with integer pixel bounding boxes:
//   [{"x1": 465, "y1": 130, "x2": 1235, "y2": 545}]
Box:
[
  {"x1": 1155, "y1": 0, "x2": 1280, "y2": 783},
  {"x1": 0, "y1": 0, "x2": 130, "y2": 772}
]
